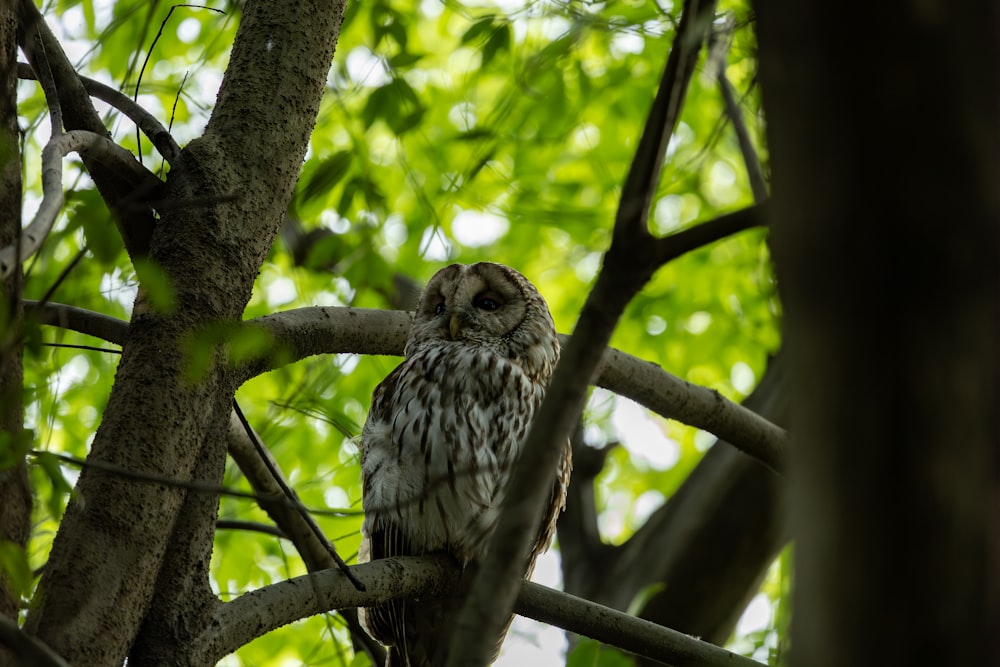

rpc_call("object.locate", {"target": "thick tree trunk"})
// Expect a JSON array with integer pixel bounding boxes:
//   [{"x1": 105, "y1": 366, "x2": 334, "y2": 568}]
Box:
[
  {"x1": 0, "y1": 2, "x2": 31, "y2": 665},
  {"x1": 0, "y1": 1, "x2": 29, "y2": 664},
  {"x1": 756, "y1": 2, "x2": 1000, "y2": 665},
  {"x1": 19, "y1": 2, "x2": 346, "y2": 664}
]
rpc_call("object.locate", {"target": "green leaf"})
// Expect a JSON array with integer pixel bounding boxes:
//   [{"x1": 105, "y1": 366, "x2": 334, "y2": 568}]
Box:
[
  {"x1": 134, "y1": 258, "x2": 177, "y2": 314},
  {"x1": 0, "y1": 540, "x2": 33, "y2": 600},
  {"x1": 302, "y1": 151, "x2": 354, "y2": 203},
  {"x1": 461, "y1": 16, "x2": 496, "y2": 45},
  {"x1": 567, "y1": 638, "x2": 635, "y2": 667},
  {"x1": 72, "y1": 189, "x2": 124, "y2": 266},
  {"x1": 33, "y1": 450, "x2": 73, "y2": 520},
  {"x1": 0, "y1": 430, "x2": 33, "y2": 470},
  {"x1": 482, "y1": 22, "x2": 510, "y2": 67}
]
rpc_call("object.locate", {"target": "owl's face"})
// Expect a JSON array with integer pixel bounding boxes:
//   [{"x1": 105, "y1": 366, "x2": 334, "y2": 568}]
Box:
[{"x1": 406, "y1": 262, "x2": 559, "y2": 381}]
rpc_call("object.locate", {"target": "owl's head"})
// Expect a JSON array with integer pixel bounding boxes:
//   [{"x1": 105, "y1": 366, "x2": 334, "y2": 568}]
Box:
[{"x1": 406, "y1": 262, "x2": 560, "y2": 381}]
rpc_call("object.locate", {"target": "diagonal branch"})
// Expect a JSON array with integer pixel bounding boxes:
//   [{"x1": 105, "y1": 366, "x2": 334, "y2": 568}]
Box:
[
  {"x1": 224, "y1": 413, "x2": 387, "y2": 664},
  {"x1": 0, "y1": 616, "x2": 69, "y2": 667},
  {"x1": 615, "y1": 0, "x2": 719, "y2": 243},
  {"x1": 445, "y1": 2, "x2": 728, "y2": 661},
  {"x1": 516, "y1": 582, "x2": 764, "y2": 667}
]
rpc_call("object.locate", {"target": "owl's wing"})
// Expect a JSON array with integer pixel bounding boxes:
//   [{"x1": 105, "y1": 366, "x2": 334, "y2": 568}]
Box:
[
  {"x1": 527, "y1": 436, "x2": 572, "y2": 577},
  {"x1": 359, "y1": 364, "x2": 413, "y2": 650}
]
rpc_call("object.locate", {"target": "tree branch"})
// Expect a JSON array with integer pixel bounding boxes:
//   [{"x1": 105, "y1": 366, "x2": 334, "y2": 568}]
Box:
[
  {"x1": 446, "y1": 1, "x2": 723, "y2": 662},
  {"x1": 224, "y1": 415, "x2": 387, "y2": 663},
  {"x1": 516, "y1": 582, "x2": 763, "y2": 667},
  {"x1": 25, "y1": 300, "x2": 788, "y2": 472},
  {"x1": 0, "y1": 130, "x2": 161, "y2": 279},
  {"x1": 17, "y1": 62, "x2": 181, "y2": 164},
  {"x1": 192, "y1": 555, "x2": 765, "y2": 667},
  {"x1": 23, "y1": 300, "x2": 127, "y2": 346},
  {"x1": 615, "y1": 0, "x2": 719, "y2": 243},
  {"x1": 0, "y1": 616, "x2": 69, "y2": 667},
  {"x1": 238, "y1": 306, "x2": 412, "y2": 382},
  {"x1": 191, "y1": 555, "x2": 457, "y2": 665},
  {"x1": 707, "y1": 17, "x2": 767, "y2": 203}
]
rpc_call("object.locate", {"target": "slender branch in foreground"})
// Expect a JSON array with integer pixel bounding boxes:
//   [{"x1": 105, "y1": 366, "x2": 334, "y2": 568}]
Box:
[
  {"x1": 655, "y1": 203, "x2": 766, "y2": 266},
  {"x1": 718, "y1": 73, "x2": 767, "y2": 202},
  {"x1": 24, "y1": 300, "x2": 128, "y2": 345},
  {"x1": 0, "y1": 130, "x2": 161, "y2": 279},
  {"x1": 706, "y1": 19, "x2": 768, "y2": 203},
  {"x1": 0, "y1": 615, "x2": 70, "y2": 667},
  {"x1": 17, "y1": 62, "x2": 182, "y2": 164},
  {"x1": 224, "y1": 411, "x2": 388, "y2": 664},
  {"x1": 447, "y1": 0, "x2": 722, "y2": 661},
  {"x1": 232, "y1": 401, "x2": 365, "y2": 590},
  {"x1": 192, "y1": 555, "x2": 764, "y2": 667}
]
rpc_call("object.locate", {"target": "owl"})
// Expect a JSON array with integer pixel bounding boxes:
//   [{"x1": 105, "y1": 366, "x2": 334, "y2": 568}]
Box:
[{"x1": 358, "y1": 262, "x2": 571, "y2": 667}]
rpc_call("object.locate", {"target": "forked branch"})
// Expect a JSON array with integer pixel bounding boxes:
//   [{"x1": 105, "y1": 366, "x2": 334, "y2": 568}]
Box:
[{"x1": 0, "y1": 130, "x2": 161, "y2": 279}]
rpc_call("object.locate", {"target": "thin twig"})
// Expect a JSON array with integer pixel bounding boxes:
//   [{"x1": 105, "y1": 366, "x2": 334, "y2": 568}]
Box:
[
  {"x1": 707, "y1": 19, "x2": 767, "y2": 202},
  {"x1": 231, "y1": 401, "x2": 366, "y2": 591},
  {"x1": 0, "y1": 616, "x2": 69, "y2": 667},
  {"x1": 29, "y1": 450, "x2": 360, "y2": 518},
  {"x1": 134, "y1": 4, "x2": 224, "y2": 164},
  {"x1": 216, "y1": 519, "x2": 287, "y2": 538}
]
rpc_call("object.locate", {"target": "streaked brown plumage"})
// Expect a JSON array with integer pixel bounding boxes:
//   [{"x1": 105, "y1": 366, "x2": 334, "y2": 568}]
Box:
[{"x1": 358, "y1": 262, "x2": 571, "y2": 666}]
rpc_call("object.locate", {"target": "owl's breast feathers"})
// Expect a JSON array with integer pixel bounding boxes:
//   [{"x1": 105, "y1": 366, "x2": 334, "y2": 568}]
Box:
[{"x1": 361, "y1": 344, "x2": 545, "y2": 563}]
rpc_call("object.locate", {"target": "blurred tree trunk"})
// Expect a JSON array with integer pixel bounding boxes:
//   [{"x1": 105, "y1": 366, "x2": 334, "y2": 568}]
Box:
[
  {"x1": 756, "y1": 1, "x2": 1000, "y2": 665},
  {"x1": 0, "y1": 0, "x2": 30, "y2": 664}
]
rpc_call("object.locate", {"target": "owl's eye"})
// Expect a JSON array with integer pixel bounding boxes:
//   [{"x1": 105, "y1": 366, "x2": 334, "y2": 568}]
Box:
[
  {"x1": 434, "y1": 302, "x2": 446, "y2": 316},
  {"x1": 474, "y1": 297, "x2": 500, "y2": 311}
]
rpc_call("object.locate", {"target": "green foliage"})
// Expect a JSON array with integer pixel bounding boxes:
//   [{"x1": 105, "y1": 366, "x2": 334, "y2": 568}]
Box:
[
  {"x1": 9, "y1": 0, "x2": 782, "y2": 664},
  {"x1": 0, "y1": 540, "x2": 33, "y2": 601},
  {"x1": 566, "y1": 638, "x2": 634, "y2": 667}
]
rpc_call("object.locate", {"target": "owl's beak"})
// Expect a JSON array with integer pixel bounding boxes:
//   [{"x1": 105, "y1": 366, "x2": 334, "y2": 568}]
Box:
[{"x1": 448, "y1": 313, "x2": 461, "y2": 339}]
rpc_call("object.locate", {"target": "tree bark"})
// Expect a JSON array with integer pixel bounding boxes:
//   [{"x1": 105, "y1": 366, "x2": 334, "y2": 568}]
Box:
[
  {"x1": 0, "y1": 1, "x2": 29, "y2": 664},
  {"x1": 756, "y1": 1, "x2": 1000, "y2": 665},
  {"x1": 20, "y1": 2, "x2": 346, "y2": 664}
]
